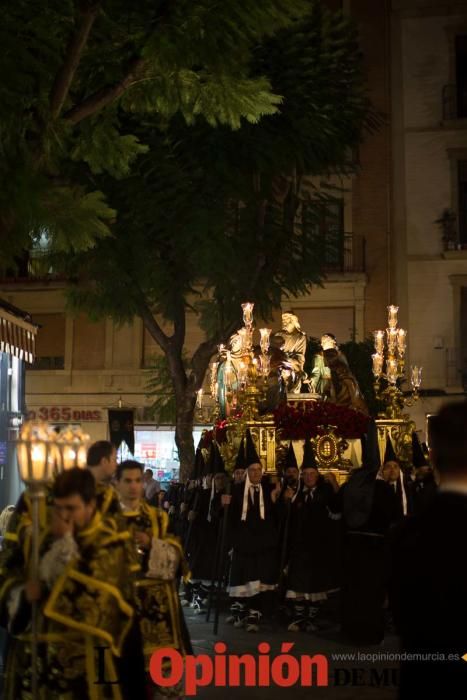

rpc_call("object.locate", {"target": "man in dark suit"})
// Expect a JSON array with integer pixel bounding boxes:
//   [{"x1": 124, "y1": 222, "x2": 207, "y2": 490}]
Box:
[{"x1": 390, "y1": 401, "x2": 467, "y2": 697}]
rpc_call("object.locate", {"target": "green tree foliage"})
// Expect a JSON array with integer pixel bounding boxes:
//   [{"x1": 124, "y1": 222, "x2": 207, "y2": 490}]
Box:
[
  {"x1": 0, "y1": 0, "x2": 310, "y2": 266},
  {"x1": 55, "y1": 2, "x2": 379, "y2": 476}
]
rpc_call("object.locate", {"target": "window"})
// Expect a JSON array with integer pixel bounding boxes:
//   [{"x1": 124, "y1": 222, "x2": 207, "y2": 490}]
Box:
[
  {"x1": 461, "y1": 287, "x2": 467, "y2": 388},
  {"x1": 458, "y1": 161, "x2": 467, "y2": 244},
  {"x1": 30, "y1": 314, "x2": 66, "y2": 370},
  {"x1": 456, "y1": 36, "x2": 467, "y2": 118},
  {"x1": 303, "y1": 200, "x2": 345, "y2": 269}
]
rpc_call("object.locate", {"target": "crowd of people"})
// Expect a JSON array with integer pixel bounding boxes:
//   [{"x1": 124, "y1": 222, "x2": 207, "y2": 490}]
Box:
[
  {"x1": 0, "y1": 400, "x2": 465, "y2": 698},
  {"x1": 168, "y1": 426, "x2": 434, "y2": 637},
  {"x1": 167, "y1": 402, "x2": 467, "y2": 696}
]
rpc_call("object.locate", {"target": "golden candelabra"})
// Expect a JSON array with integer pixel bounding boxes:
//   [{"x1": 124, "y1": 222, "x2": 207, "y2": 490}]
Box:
[{"x1": 372, "y1": 305, "x2": 422, "y2": 419}]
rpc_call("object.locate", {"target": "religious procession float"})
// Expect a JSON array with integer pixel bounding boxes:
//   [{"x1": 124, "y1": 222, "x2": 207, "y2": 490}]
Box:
[{"x1": 197, "y1": 303, "x2": 424, "y2": 483}]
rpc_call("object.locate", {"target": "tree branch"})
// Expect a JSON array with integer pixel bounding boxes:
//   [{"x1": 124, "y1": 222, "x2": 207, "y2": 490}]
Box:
[
  {"x1": 64, "y1": 56, "x2": 147, "y2": 124},
  {"x1": 134, "y1": 286, "x2": 189, "y2": 396},
  {"x1": 172, "y1": 299, "x2": 186, "y2": 353},
  {"x1": 134, "y1": 295, "x2": 169, "y2": 353},
  {"x1": 61, "y1": 0, "x2": 177, "y2": 125},
  {"x1": 50, "y1": 1, "x2": 101, "y2": 119}
]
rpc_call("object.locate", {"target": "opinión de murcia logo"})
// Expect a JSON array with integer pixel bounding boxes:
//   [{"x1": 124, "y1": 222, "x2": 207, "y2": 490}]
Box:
[{"x1": 149, "y1": 642, "x2": 328, "y2": 695}]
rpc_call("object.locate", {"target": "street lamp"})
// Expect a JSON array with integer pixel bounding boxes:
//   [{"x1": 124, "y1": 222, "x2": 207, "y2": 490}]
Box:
[{"x1": 15, "y1": 421, "x2": 89, "y2": 699}]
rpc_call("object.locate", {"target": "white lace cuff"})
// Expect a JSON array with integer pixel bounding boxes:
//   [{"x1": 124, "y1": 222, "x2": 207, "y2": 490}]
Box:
[{"x1": 39, "y1": 533, "x2": 79, "y2": 588}]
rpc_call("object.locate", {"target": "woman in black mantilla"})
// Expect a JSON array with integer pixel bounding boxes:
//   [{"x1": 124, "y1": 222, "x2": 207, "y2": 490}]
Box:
[{"x1": 285, "y1": 438, "x2": 341, "y2": 632}]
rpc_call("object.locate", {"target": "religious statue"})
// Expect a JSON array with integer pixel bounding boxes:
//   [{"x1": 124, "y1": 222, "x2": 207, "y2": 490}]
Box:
[
  {"x1": 318, "y1": 334, "x2": 368, "y2": 414},
  {"x1": 217, "y1": 331, "x2": 250, "y2": 418},
  {"x1": 311, "y1": 333, "x2": 344, "y2": 396},
  {"x1": 257, "y1": 334, "x2": 289, "y2": 413},
  {"x1": 273, "y1": 313, "x2": 307, "y2": 394}
]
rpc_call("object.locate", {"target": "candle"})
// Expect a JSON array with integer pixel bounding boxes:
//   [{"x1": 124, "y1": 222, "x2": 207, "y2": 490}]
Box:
[
  {"x1": 237, "y1": 328, "x2": 249, "y2": 353},
  {"x1": 387, "y1": 305, "x2": 399, "y2": 329},
  {"x1": 238, "y1": 361, "x2": 247, "y2": 386},
  {"x1": 386, "y1": 327, "x2": 398, "y2": 354},
  {"x1": 397, "y1": 328, "x2": 407, "y2": 357},
  {"x1": 374, "y1": 330, "x2": 384, "y2": 354},
  {"x1": 259, "y1": 328, "x2": 272, "y2": 355},
  {"x1": 372, "y1": 353, "x2": 384, "y2": 378},
  {"x1": 241, "y1": 302, "x2": 254, "y2": 328},
  {"x1": 30, "y1": 443, "x2": 48, "y2": 480},
  {"x1": 387, "y1": 358, "x2": 398, "y2": 385},
  {"x1": 410, "y1": 365, "x2": 422, "y2": 389}
]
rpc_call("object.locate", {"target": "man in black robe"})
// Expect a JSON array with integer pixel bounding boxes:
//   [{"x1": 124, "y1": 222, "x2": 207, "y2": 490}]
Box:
[
  {"x1": 180, "y1": 448, "x2": 205, "y2": 607},
  {"x1": 186, "y1": 442, "x2": 227, "y2": 613},
  {"x1": 390, "y1": 402, "x2": 467, "y2": 697},
  {"x1": 232, "y1": 437, "x2": 247, "y2": 485},
  {"x1": 379, "y1": 434, "x2": 413, "y2": 521},
  {"x1": 224, "y1": 430, "x2": 281, "y2": 632},
  {"x1": 285, "y1": 438, "x2": 341, "y2": 632},
  {"x1": 410, "y1": 432, "x2": 437, "y2": 515},
  {"x1": 340, "y1": 420, "x2": 397, "y2": 644}
]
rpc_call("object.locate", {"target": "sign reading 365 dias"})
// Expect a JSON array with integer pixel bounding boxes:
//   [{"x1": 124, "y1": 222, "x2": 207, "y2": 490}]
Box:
[{"x1": 27, "y1": 406, "x2": 104, "y2": 422}]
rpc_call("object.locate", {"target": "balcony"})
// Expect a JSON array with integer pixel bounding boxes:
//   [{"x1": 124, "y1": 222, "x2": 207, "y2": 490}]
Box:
[
  {"x1": 442, "y1": 84, "x2": 467, "y2": 122},
  {"x1": 322, "y1": 232, "x2": 366, "y2": 274}
]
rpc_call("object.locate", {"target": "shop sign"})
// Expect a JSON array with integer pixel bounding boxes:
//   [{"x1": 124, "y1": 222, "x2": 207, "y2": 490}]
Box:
[
  {"x1": 27, "y1": 407, "x2": 104, "y2": 422},
  {"x1": 140, "y1": 443, "x2": 157, "y2": 459}
]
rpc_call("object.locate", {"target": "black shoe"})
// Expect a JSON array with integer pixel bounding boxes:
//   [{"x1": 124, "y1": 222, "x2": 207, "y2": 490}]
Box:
[
  {"x1": 192, "y1": 593, "x2": 209, "y2": 614},
  {"x1": 245, "y1": 609, "x2": 262, "y2": 633},
  {"x1": 305, "y1": 604, "x2": 320, "y2": 633},
  {"x1": 226, "y1": 601, "x2": 245, "y2": 624},
  {"x1": 287, "y1": 604, "x2": 307, "y2": 632}
]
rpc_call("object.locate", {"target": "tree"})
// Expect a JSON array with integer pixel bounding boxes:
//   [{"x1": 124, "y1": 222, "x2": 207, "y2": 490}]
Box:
[
  {"x1": 51, "y1": 2, "x2": 379, "y2": 477},
  {"x1": 0, "y1": 0, "x2": 310, "y2": 266}
]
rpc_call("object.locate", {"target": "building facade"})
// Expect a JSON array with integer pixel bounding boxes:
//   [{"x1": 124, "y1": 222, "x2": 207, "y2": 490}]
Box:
[{"x1": 391, "y1": 0, "x2": 467, "y2": 428}]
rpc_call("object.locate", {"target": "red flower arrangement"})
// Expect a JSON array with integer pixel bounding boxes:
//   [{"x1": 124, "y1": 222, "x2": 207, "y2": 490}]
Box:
[
  {"x1": 198, "y1": 429, "x2": 214, "y2": 449},
  {"x1": 213, "y1": 402, "x2": 369, "y2": 442},
  {"x1": 273, "y1": 402, "x2": 370, "y2": 440},
  {"x1": 213, "y1": 420, "x2": 228, "y2": 444}
]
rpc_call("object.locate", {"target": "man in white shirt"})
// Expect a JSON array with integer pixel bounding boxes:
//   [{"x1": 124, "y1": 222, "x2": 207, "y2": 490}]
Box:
[{"x1": 143, "y1": 468, "x2": 161, "y2": 504}]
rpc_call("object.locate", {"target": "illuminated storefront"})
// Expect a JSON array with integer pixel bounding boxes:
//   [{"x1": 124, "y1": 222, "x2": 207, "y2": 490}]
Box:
[
  {"x1": 118, "y1": 426, "x2": 205, "y2": 485},
  {"x1": 0, "y1": 300, "x2": 37, "y2": 509}
]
